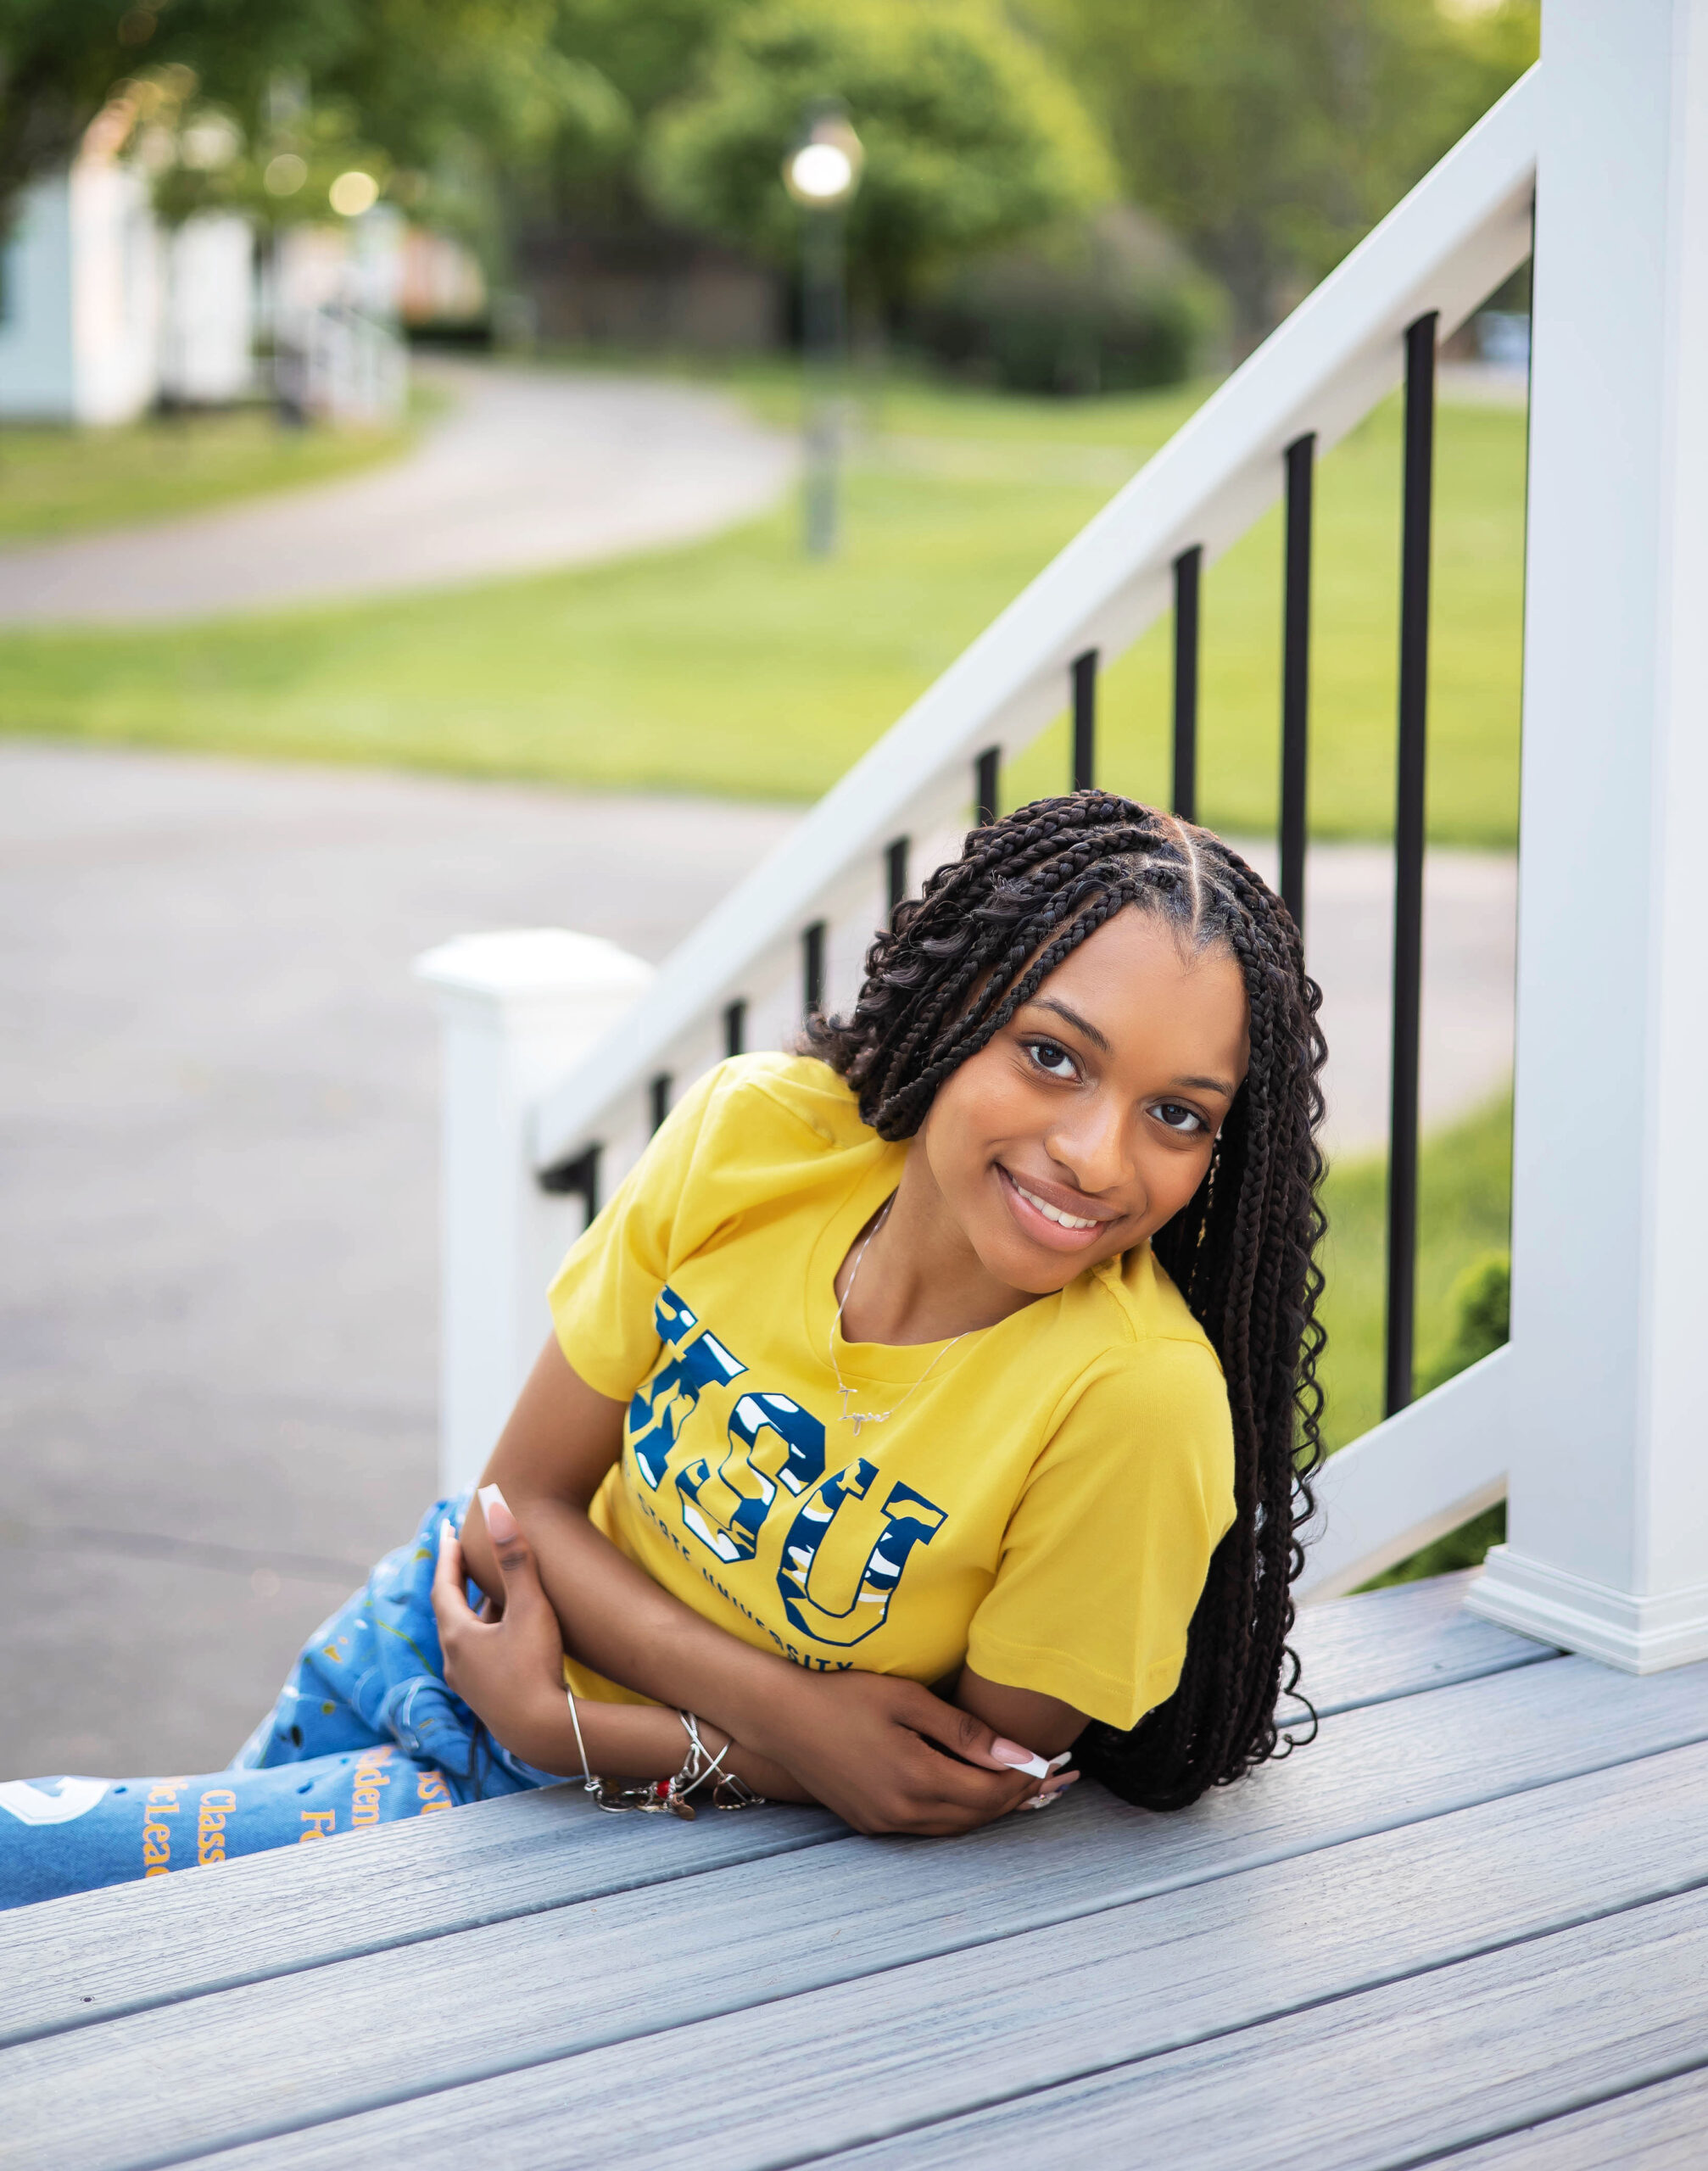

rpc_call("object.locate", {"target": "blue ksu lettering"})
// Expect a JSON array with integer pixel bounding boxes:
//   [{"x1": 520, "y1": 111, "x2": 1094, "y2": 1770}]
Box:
[
  {"x1": 676, "y1": 1392, "x2": 826, "y2": 1563},
  {"x1": 778, "y1": 1465, "x2": 948, "y2": 1647},
  {"x1": 628, "y1": 1287, "x2": 747, "y2": 1489}
]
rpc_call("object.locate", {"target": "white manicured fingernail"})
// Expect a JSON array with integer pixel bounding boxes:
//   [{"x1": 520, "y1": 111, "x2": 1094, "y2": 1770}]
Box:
[
  {"x1": 1047, "y1": 1752, "x2": 1073, "y2": 1772},
  {"x1": 991, "y1": 1738, "x2": 1052, "y2": 1779},
  {"x1": 1021, "y1": 1791, "x2": 1058, "y2": 1811},
  {"x1": 478, "y1": 1484, "x2": 519, "y2": 1542}
]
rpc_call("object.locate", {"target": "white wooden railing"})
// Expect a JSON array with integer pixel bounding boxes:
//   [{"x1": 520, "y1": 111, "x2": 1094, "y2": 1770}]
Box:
[
  {"x1": 417, "y1": 68, "x2": 1538, "y2": 1585},
  {"x1": 275, "y1": 302, "x2": 408, "y2": 426},
  {"x1": 421, "y1": 0, "x2": 1708, "y2": 1682}
]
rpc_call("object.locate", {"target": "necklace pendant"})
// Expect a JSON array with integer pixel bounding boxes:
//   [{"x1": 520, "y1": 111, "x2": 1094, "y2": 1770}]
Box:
[{"x1": 848, "y1": 1413, "x2": 863, "y2": 1438}]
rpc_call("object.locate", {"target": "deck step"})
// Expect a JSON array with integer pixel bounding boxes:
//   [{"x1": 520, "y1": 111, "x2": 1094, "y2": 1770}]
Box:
[
  {"x1": 5, "y1": 1655, "x2": 1707, "y2": 2171},
  {"x1": 1419, "y1": 2064, "x2": 1708, "y2": 2170},
  {"x1": 0, "y1": 1571, "x2": 1541, "y2": 2040},
  {"x1": 1286, "y1": 1565, "x2": 1552, "y2": 1720},
  {"x1": 802, "y1": 1868, "x2": 1708, "y2": 2170}
]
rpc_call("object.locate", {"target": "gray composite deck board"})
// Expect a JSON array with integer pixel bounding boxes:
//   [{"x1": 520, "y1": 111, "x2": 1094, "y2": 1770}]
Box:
[
  {"x1": 0, "y1": 1791, "x2": 846, "y2": 2050},
  {"x1": 4, "y1": 1581, "x2": 1687, "y2": 2171},
  {"x1": 9, "y1": 1661, "x2": 1708, "y2": 2171},
  {"x1": 0, "y1": 1648, "x2": 1654, "y2": 2057},
  {"x1": 147, "y1": 1738, "x2": 1708, "y2": 2171},
  {"x1": 1284, "y1": 1568, "x2": 1554, "y2": 1720},
  {"x1": 805, "y1": 1884, "x2": 1708, "y2": 2171},
  {"x1": 1421, "y1": 2067, "x2": 1708, "y2": 2169},
  {"x1": 0, "y1": 1571, "x2": 1547, "y2": 2042}
]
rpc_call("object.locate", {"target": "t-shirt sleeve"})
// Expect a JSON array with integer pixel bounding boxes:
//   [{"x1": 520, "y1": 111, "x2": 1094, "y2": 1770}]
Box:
[
  {"x1": 546, "y1": 1062, "x2": 728, "y2": 1403},
  {"x1": 964, "y1": 1337, "x2": 1236, "y2": 1733}
]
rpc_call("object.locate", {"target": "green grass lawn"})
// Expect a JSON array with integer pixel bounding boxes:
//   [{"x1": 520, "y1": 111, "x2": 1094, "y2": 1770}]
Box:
[
  {"x1": 0, "y1": 405, "x2": 415, "y2": 544},
  {"x1": 1316, "y1": 1090, "x2": 1512, "y2": 1454},
  {"x1": 0, "y1": 366, "x2": 1527, "y2": 847},
  {"x1": 1314, "y1": 1090, "x2": 1513, "y2": 1587}
]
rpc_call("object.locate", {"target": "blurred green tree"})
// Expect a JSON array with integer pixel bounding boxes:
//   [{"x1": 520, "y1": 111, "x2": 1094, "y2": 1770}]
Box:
[
  {"x1": 0, "y1": 0, "x2": 630, "y2": 239},
  {"x1": 644, "y1": 0, "x2": 1114, "y2": 316},
  {"x1": 531, "y1": 0, "x2": 739, "y2": 217},
  {"x1": 1028, "y1": 0, "x2": 1539, "y2": 349}
]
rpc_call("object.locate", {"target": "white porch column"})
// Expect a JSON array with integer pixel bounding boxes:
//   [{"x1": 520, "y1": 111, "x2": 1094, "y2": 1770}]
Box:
[
  {"x1": 1468, "y1": 0, "x2": 1708, "y2": 1667},
  {"x1": 415, "y1": 929, "x2": 653, "y2": 1498}
]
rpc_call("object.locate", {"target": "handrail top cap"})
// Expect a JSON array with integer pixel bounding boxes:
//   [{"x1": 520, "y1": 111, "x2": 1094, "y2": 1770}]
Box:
[{"x1": 414, "y1": 928, "x2": 654, "y2": 1001}]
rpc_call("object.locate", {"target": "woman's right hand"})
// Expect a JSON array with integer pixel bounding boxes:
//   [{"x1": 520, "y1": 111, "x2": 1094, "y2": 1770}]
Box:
[{"x1": 748, "y1": 1670, "x2": 1074, "y2": 1836}]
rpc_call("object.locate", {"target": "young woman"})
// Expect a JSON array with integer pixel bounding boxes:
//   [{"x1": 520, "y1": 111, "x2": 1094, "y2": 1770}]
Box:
[{"x1": 0, "y1": 792, "x2": 1326, "y2": 1903}]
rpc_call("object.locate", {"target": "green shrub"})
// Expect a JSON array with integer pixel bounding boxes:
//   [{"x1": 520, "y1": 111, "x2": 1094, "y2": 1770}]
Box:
[{"x1": 906, "y1": 209, "x2": 1214, "y2": 394}]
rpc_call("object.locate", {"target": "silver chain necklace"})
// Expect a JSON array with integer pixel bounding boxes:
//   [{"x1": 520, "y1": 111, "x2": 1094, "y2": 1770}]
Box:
[{"x1": 828, "y1": 1198, "x2": 967, "y2": 1437}]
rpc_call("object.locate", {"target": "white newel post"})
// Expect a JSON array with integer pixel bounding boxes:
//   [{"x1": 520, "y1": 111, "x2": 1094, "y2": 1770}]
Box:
[
  {"x1": 1467, "y1": 0, "x2": 1708, "y2": 1667},
  {"x1": 414, "y1": 930, "x2": 654, "y2": 1498}
]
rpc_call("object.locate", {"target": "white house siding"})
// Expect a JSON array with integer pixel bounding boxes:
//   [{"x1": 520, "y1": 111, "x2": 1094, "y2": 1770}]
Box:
[
  {"x1": 160, "y1": 215, "x2": 254, "y2": 405},
  {"x1": 67, "y1": 154, "x2": 158, "y2": 423},
  {"x1": 0, "y1": 165, "x2": 254, "y2": 424},
  {"x1": 0, "y1": 175, "x2": 78, "y2": 421}
]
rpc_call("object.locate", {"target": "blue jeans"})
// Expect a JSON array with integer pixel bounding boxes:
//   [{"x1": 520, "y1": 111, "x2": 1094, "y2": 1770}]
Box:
[{"x1": 0, "y1": 1495, "x2": 560, "y2": 1911}]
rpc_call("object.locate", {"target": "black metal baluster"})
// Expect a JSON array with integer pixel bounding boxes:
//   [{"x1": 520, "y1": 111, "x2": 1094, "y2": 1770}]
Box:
[
  {"x1": 649, "y1": 1073, "x2": 672, "y2": 1134},
  {"x1": 1281, "y1": 434, "x2": 1315, "y2": 939},
  {"x1": 723, "y1": 998, "x2": 746, "y2": 1058},
  {"x1": 1071, "y1": 649, "x2": 1098, "y2": 791},
  {"x1": 885, "y1": 836, "x2": 909, "y2": 919},
  {"x1": 974, "y1": 746, "x2": 1001, "y2": 826},
  {"x1": 1385, "y1": 312, "x2": 1438, "y2": 1419},
  {"x1": 802, "y1": 920, "x2": 827, "y2": 1018},
  {"x1": 1172, "y1": 545, "x2": 1202, "y2": 822},
  {"x1": 538, "y1": 1143, "x2": 600, "y2": 1219}
]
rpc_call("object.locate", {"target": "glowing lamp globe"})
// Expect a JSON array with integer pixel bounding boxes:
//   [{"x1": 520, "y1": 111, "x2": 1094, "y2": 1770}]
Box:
[{"x1": 783, "y1": 120, "x2": 863, "y2": 209}]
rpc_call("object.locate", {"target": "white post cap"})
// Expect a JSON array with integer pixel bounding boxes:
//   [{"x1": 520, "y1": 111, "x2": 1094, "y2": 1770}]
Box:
[{"x1": 415, "y1": 928, "x2": 655, "y2": 1007}]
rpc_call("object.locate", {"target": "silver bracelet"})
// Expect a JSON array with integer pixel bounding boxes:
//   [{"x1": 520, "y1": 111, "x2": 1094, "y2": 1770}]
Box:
[
  {"x1": 568, "y1": 1694, "x2": 767, "y2": 1819},
  {"x1": 565, "y1": 1683, "x2": 593, "y2": 1788}
]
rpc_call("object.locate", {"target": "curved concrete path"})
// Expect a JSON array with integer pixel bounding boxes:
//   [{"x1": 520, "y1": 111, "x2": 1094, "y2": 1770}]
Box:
[
  {"x1": 0, "y1": 742, "x2": 1514, "y2": 1778},
  {"x1": 0, "y1": 360, "x2": 795, "y2": 624}
]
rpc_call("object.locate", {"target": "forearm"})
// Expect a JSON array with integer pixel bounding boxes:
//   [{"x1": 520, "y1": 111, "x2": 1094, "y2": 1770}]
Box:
[
  {"x1": 485, "y1": 1679, "x2": 814, "y2": 1802},
  {"x1": 464, "y1": 1487, "x2": 808, "y2": 1756},
  {"x1": 953, "y1": 1666, "x2": 1086, "y2": 1761}
]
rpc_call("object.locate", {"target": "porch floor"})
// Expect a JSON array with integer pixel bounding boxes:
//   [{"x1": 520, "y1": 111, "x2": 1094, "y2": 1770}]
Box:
[{"x1": 4, "y1": 1568, "x2": 1706, "y2": 2170}]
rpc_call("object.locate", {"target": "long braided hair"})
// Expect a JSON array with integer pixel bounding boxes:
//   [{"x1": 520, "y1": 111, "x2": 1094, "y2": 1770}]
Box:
[{"x1": 806, "y1": 790, "x2": 1327, "y2": 1810}]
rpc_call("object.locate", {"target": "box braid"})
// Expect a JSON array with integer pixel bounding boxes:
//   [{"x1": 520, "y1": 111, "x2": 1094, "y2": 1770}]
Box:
[{"x1": 806, "y1": 790, "x2": 1327, "y2": 1811}]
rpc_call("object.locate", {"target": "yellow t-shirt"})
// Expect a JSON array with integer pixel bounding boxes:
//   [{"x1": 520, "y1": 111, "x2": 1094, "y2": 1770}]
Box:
[{"x1": 548, "y1": 1052, "x2": 1235, "y2": 1733}]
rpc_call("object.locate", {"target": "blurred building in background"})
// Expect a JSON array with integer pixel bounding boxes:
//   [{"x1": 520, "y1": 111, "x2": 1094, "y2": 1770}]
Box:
[
  {"x1": 0, "y1": 103, "x2": 255, "y2": 427},
  {"x1": 0, "y1": 116, "x2": 184, "y2": 424},
  {"x1": 158, "y1": 211, "x2": 255, "y2": 407},
  {"x1": 0, "y1": 103, "x2": 487, "y2": 428},
  {"x1": 399, "y1": 226, "x2": 488, "y2": 339},
  {"x1": 267, "y1": 209, "x2": 407, "y2": 427},
  {"x1": 516, "y1": 221, "x2": 779, "y2": 354}
]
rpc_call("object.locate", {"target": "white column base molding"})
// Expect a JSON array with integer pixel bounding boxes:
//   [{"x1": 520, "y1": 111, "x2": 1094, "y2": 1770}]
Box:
[
  {"x1": 1296, "y1": 1347, "x2": 1510, "y2": 1603},
  {"x1": 1465, "y1": 1547, "x2": 1708, "y2": 1674}
]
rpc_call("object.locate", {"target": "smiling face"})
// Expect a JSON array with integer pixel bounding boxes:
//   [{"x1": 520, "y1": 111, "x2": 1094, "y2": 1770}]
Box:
[{"x1": 915, "y1": 904, "x2": 1251, "y2": 1297}]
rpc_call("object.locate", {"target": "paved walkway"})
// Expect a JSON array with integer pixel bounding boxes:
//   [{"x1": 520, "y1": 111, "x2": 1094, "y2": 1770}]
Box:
[
  {"x1": 0, "y1": 744, "x2": 1514, "y2": 1780},
  {"x1": 0, "y1": 362, "x2": 795, "y2": 623}
]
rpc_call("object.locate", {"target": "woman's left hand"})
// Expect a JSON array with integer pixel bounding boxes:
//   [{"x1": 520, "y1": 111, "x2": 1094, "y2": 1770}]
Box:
[{"x1": 430, "y1": 1498, "x2": 569, "y2": 1765}]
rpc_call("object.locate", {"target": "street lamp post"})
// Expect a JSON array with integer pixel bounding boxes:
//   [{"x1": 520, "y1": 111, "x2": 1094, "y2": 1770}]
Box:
[{"x1": 784, "y1": 111, "x2": 862, "y2": 558}]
